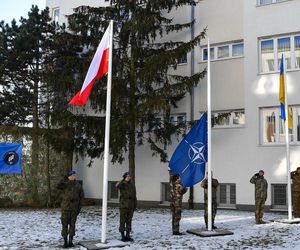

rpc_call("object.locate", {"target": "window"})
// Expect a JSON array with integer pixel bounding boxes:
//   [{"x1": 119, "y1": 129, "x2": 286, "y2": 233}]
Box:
[
  {"x1": 202, "y1": 42, "x2": 243, "y2": 61},
  {"x1": 108, "y1": 181, "x2": 119, "y2": 200},
  {"x1": 212, "y1": 110, "x2": 245, "y2": 128},
  {"x1": 170, "y1": 114, "x2": 186, "y2": 125},
  {"x1": 271, "y1": 184, "x2": 287, "y2": 209},
  {"x1": 259, "y1": 34, "x2": 300, "y2": 73},
  {"x1": 177, "y1": 54, "x2": 187, "y2": 64},
  {"x1": 218, "y1": 183, "x2": 236, "y2": 208},
  {"x1": 258, "y1": 0, "x2": 288, "y2": 5},
  {"x1": 52, "y1": 8, "x2": 60, "y2": 23},
  {"x1": 260, "y1": 106, "x2": 300, "y2": 144},
  {"x1": 161, "y1": 182, "x2": 171, "y2": 203}
]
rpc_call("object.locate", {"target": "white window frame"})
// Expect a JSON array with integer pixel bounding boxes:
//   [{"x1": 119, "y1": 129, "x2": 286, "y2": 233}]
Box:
[
  {"x1": 52, "y1": 7, "x2": 60, "y2": 23},
  {"x1": 161, "y1": 182, "x2": 170, "y2": 204},
  {"x1": 217, "y1": 183, "x2": 236, "y2": 208},
  {"x1": 259, "y1": 34, "x2": 300, "y2": 73},
  {"x1": 260, "y1": 106, "x2": 300, "y2": 145},
  {"x1": 271, "y1": 184, "x2": 287, "y2": 209},
  {"x1": 177, "y1": 53, "x2": 187, "y2": 65},
  {"x1": 202, "y1": 41, "x2": 244, "y2": 62},
  {"x1": 257, "y1": 0, "x2": 290, "y2": 6},
  {"x1": 212, "y1": 110, "x2": 245, "y2": 128},
  {"x1": 170, "y1": 113, "x2": 186, "y2": 125},
  {"x1": 108, "y1": 181, "x2": 119, "y2": 201}
]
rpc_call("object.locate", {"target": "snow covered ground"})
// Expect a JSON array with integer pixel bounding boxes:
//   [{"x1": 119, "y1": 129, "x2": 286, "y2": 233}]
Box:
[{"x1": 0, "y1": 206, "x2": 300, "y2": 249}]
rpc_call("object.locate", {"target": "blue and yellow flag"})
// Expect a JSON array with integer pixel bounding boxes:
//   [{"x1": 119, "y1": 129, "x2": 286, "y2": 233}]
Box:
[{"x1": 279, "y1": 54, "x2": 292, "y2": 129}]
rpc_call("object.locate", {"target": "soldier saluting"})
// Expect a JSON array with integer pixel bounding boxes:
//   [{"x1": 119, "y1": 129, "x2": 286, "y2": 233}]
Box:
[
  {"x1": 57, "y1": 170, "x2": 84, "y2": 248},
  {"x1": 250, "y1": 170, "x2": 268, "y2": 224},
  {"x1": 291, "y1": 167, "x2": 300, "y2": 218}
]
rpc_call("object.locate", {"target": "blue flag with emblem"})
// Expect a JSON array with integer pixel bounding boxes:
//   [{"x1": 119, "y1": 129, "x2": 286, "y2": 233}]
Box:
[
  {"x1": 0, "y1": 143, "x2": 22, "y2": 174},
  {"x1": 169, "y1": 112, "x2": 207, "y2": 187}
]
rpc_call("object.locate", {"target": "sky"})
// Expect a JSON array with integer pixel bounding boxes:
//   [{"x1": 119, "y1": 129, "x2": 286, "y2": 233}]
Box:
[{"x1": 0, "y1": 0, "x2": 46, "y2": 24}]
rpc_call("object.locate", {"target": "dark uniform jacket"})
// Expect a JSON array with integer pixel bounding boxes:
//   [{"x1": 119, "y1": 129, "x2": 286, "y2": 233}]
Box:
[
  {"x1": 250, "y1": 175, "x2": 268, "y2": 201},
  {"x1": 117, "y1": 180, "x2": 137, "y2": 209},
  {"x1": 57, "y1": 180, "x2": 84, "y2": 211},
  {"x1": 200, "y1": 178, "x2": 219, "y2": 200},
  {"x1": 291, "y1": 171, "x2": 300, "y2": 192}
]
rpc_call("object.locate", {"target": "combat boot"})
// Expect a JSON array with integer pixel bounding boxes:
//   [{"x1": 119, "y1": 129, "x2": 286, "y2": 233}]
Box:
[
  {"x1": 121, "y1": 232, "x2": 126, "y2": 242},
  {"x1": 125, "y1": 231, "x2": 134, "y2": 241},
  {"x1": 63, "y1": 237, "x2": 68, "y2": 248},
  {"x1": 69, "y1": 235, "x2": 74, "y2": 247}
]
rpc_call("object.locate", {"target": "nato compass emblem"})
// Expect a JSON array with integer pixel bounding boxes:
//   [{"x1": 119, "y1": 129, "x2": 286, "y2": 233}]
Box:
[
  {"x1": 4, "y1": 151, "x2": 19, "y2": 165},
  {"x1": 182, "y1": 141, "x2": 207, "y2": 173}
]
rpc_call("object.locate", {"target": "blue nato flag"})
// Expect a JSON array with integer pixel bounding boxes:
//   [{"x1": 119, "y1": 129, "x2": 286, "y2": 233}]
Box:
[
  {"x1": 0, "y1": 143, "x2": 22, "y2": 174},
  {"x1": 169, "y1": 112, "x2": 207, "y2": 187}
]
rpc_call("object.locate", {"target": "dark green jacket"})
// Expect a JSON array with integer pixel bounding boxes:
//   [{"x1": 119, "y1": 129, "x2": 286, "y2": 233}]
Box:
[
  {"x1": 57, "y1": 180, "x2": 84, "y2": 211},
  {"x1": 200, "y1": 178, "x2": 219, "y2": 201},
  {"x1": 117, "y1": 180, "x2": 137, "y2": 209},
  {"x1": 250, "y1": 175, "x2": 268, "y2": 201}
]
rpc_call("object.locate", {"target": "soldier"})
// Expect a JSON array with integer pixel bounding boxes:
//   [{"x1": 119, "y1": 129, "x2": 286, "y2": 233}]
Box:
[
  {"x1": 116, "y1": 172, "x2": 137, "y2": 242},
  {"x1": 250, "y1": 170, "x2": 268, "y2": 224},
  {"x1": 200, "y1": 173, "x2": 219, "y2": 229},
  {"x1": 57, "y1": 170, "x2": 84, "y2": 248},
  {"x1": 291, "y1": 167, "x2": 300, "y2": 218},
  {"x1": 170, "y1": 173, "x2": 187, "y2": 235}
]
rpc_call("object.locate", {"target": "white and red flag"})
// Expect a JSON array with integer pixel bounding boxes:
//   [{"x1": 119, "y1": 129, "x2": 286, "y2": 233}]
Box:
[{"x1": 69, "y1": 23, "x2": 111, "y2": 106}]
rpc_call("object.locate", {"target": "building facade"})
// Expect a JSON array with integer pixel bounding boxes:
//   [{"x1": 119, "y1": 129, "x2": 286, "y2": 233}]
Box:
[{"x1": 46, "y1": 0, "x2": 300, "y2": 210}]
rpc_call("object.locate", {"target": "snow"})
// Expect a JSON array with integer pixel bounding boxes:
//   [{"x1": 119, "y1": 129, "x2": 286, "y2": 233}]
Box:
[{"x1": 1, "y1": 206, "x2": 300, "y2": 249}]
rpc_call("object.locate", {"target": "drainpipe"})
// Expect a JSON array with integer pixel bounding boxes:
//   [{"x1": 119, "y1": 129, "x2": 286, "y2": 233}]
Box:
[{"x1": 188, "y1": 4, "x2": 195, "y2": 210}]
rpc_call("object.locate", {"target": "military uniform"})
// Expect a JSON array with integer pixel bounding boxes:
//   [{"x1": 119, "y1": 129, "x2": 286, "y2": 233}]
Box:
[
  {"x1": 57, "y1": 177, "x2": 84, "y2": 247},
  {"x1": 117, "y1": 178, "x2": 137, "y2": 240},
  {"x1": 170, "y1": 174, "x2": 187, "y2": 234},
  {"x1": 250, "y1": 174, "x2": 268, "y2": 224},
  {"x1": 291, "y1": 170, "x2": 300, "y2": 217},
  {"x1": 200, "y1": 178, "x2": 219, "y2": 228}
]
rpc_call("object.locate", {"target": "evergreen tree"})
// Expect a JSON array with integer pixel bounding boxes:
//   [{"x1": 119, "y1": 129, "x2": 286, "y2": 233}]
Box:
[{"x1": 62, "y1": 0, "x2": 206, "y2": 182}]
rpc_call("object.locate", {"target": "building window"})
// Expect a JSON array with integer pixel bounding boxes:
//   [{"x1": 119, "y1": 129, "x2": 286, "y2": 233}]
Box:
[
  {"x1": 202, "y1": 42, "x2": 243, "y2": 61},
  {"x1": 52, "y1": 8, "x2": 60, "y2": 23},
  {"x1": 108, "y1": 181, "x2": 119, "y2": 200},
  {"x1": 170, "y1": 114, "x2": 186, "y2": 125},
  {"x1": 212, "y1": 110, "x2": 245, "y2": 128},
  {"x1": 161, "y1": 182, "x2": 171, "y2": 203},
  {"x1": 259, "y1": 34, "x2": 300, "y2": 73},
  {"x1": 218, "y1": 183, "x2": 236, "y2": 208},
  {"x1": 271, "y1": 184, "x2": 287, "y2": 209},
  {"x1": 258, "y1": 0, "x2": 288, "y2": 5},
  {"x1": 260, "y1": 106, "x2": 300, "y2": 144},
  {"x1": 177, "y1": 54, "x2": 187, "y2": 64}
]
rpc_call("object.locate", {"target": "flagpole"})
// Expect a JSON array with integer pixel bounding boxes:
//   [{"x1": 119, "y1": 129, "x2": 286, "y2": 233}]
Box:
[
  {"x1": 101, "y1": 20, "x2": 113, "y2": 243},
  {"x1": 207, "y1": 38, "x2": 212, "y2": 231},
  {"x1": 283, "y1": 54, "x2": 292, "y2": 220}
]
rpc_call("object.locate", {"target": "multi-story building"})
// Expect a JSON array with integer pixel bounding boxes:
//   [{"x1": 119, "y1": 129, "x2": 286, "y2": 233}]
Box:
[{"x1": 46, "y1": 0, "x2": 300, "y2": 210}]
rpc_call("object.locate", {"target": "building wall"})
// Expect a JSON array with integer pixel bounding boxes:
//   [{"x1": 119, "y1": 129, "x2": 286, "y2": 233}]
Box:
[{"x1": 46, "y1": 0, "x2": 300, "y2": 209}]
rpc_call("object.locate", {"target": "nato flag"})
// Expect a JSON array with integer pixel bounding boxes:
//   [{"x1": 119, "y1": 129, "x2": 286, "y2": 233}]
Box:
[
  {"x1": 0, "y1": 143, "x2": 22, "y2": 174},
  {"x1": 169, "y1": 112, "x2": 207, "y2": 187}
]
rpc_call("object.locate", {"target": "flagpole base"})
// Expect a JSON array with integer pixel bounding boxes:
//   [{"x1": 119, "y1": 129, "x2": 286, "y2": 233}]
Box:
[
  {"x1": 187, "y1": 228, "x2": 234, "y2": 237},
  {"x1": 79, "y1": 239, "x2": 130, "y2": 249},
  {"x1": 273, "y1": 218, "x2": 300, "y2": 224}
]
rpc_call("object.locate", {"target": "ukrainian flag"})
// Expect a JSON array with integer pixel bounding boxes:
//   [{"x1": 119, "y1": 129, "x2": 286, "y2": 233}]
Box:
[{"x1": 279, "y1": 54, "x2": 292, "y2": 129}]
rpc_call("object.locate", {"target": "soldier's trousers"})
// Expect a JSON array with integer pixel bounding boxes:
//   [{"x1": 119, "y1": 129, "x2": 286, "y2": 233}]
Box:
[
  {"x1": 119, "y1": 208, "x2": 134, "y2": 233},
  {"x1": 171, "y1": 205, "x2": 182, "y2": 233},
  {"x1": 61, "y1": 210, "x2": 78, "y2": 237},
  {"x1": 292, "y1": 191, "x2": 300, "y2": 217},
  {"x1": 204, "y1": 200, "x2": 217, "y2": 226},
  {"x1": 255, "y1": 199, "x2": 265, "y2": 223}
]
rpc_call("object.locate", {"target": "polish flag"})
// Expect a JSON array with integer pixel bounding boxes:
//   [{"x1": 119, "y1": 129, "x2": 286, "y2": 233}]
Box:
[{"x1": 69, "y1": 24, "x2": 111, "y2": 106}]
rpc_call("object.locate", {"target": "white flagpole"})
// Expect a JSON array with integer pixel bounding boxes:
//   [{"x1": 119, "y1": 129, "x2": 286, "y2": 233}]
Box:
[
  {"x1": 207, "y1": 39, "x2": 212, "y2": 231},
  {"x1": 101, "y1": 20, "x2": 113, "y2": 243},
  {"x1": 283, "y1": 54, "x2": 293, "y2": 220}
]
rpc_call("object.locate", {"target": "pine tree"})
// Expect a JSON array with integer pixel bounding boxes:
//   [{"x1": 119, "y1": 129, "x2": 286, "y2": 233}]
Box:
[{"x1": 63, "y1": 0, "x2": 206, "y2": 182}]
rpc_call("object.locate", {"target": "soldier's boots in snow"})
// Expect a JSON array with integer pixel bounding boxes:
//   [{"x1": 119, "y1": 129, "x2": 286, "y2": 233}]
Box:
[
  {"x1": 63, "y1": 237, "x2": 68, "y2": 248},
  {"x1": 125, "y1": 231, "x2": 134, "y2": 241},
  {"x1": 69, "y1": 235, "x2": 74, "y2": 247}
]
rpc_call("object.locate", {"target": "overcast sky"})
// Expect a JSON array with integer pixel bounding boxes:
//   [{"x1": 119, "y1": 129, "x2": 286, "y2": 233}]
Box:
[{"x1": 0, "y1": 0, "x2": 46, "y2": 23}]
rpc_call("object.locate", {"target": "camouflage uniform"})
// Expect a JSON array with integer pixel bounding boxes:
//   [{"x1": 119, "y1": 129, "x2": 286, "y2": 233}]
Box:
[
  {"x1": 250, "y1": 174, "x2": 268, "y2": 224},
  {"x1": 291, "y1": 170, "x2": 300, "y2": 217},
  {"x1": 170, "y1": 174, "x2": 187, "y2": 234},
  {"x1": 117, "y1": 179, "x2": 137, "y2": 234},
  {"x1": 200, "y1": 178, "x2": 219, "y2": 228},
  {"x1": 57, "y1": 179, "x2": 84, "y2": 238}
]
